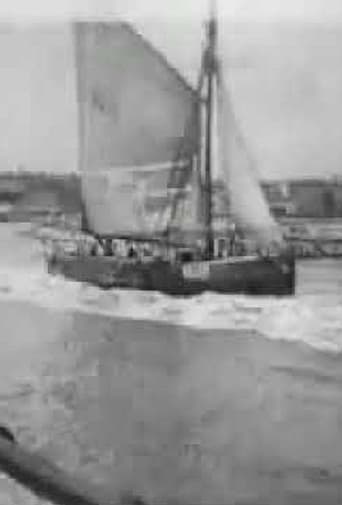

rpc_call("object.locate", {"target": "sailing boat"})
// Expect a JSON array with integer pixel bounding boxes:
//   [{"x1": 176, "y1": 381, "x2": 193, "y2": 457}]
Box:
[{"x1": 47, "y1": 8, "x2": 295, "y2": 296}]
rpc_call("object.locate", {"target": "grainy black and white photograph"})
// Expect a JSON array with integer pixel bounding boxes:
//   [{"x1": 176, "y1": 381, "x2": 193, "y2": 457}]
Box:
[{"x1": 0, "y1": 0, "x2": 342, "y2": 503}]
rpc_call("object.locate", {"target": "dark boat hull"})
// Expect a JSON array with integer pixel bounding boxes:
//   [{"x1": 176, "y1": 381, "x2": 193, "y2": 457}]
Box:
[{"x1": 47, "y1": 253, "x2": 295, "y2": 296}]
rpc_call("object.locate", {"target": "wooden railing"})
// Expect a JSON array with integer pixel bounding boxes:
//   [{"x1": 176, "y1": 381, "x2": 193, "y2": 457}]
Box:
[{"x1": 0, "y1": 426, "x2": 145, "y2": 505}]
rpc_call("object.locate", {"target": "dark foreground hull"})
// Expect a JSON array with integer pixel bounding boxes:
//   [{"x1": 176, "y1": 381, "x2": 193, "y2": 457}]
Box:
[{"x1": 47, "y1": 252, "x2": 295, "y2": 296}]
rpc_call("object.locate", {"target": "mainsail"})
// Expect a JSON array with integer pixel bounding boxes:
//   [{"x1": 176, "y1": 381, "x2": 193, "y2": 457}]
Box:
[
  {"x1": 74, "y1": 18, "x2": 283, "y2": 250},
  {"x1": 73, "y1": 22, "x2": 198, "y2": 238}
]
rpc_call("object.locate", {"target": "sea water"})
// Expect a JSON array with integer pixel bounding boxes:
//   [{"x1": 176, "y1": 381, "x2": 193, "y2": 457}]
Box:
[{"x1": 1, "y1": 223, "x2": 342, "y2": 504}]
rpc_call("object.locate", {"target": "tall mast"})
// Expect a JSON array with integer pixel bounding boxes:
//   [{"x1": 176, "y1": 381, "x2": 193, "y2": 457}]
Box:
[{"x1": 204, "y1": 1, "x2": 218, "y2": 259}]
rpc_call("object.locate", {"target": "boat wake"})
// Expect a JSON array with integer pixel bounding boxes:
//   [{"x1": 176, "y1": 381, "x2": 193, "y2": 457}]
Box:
[{"x1": 0, "y1": 263, "x2": 341, "y2": 354}]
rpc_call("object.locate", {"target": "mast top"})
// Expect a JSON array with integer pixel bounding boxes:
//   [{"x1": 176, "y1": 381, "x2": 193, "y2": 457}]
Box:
[
  {"x1": 204, "y1": 0, "x2": 218, "y2": 75},
  {"x1": 207, "y1": 0, "x2": 218, "y2": 41}
]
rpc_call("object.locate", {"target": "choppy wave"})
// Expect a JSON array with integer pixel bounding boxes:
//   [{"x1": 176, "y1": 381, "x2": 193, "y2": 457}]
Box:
[{"x1": 0, "y1": 261, "x2": 342, "y2": 354}]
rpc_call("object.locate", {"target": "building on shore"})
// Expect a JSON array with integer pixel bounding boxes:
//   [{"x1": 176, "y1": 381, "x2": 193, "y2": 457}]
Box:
[{"x1": 262, "y1": 178, "x2": 342, "y2": 219}]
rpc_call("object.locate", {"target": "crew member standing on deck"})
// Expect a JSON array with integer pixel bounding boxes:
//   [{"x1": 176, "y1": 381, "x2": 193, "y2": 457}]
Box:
[
  {"x1": 229, "y1": 223, "x2": 236, "y2": 256},
  {"x1": 128, "y1": 243, "x2": 138, "y2": 258}
]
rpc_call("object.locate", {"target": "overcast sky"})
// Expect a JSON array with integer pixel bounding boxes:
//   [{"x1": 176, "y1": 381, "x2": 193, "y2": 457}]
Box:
[
  {"x1": 2, "y1": 0, "x2": 342, "y2": 22},
  {"x1": 0, "y1": 1, "x2": 342, "y2": 179}
]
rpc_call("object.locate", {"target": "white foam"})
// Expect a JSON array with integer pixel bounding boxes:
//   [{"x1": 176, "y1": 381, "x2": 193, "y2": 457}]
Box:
[{"x1": 0, "y1": 264, "x2": 342, "y2": 354}]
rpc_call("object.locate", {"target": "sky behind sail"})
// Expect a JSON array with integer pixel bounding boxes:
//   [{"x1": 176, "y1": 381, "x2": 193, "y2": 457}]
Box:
[
  {"x1": 0, "y1": 1, "x2": 342, "y2": 178},
  {"x1": 2, "y1": 0, "x2": 342, "y2": 22}
]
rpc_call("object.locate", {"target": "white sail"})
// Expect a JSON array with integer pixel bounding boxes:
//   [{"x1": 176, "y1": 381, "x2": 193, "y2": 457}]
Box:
[
  {"x1": 217, "y1": 75, "x2": 284, "y2": 247},
  {"x1": 74, "y1": 22, "x2": 198, "y2": 238}
]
